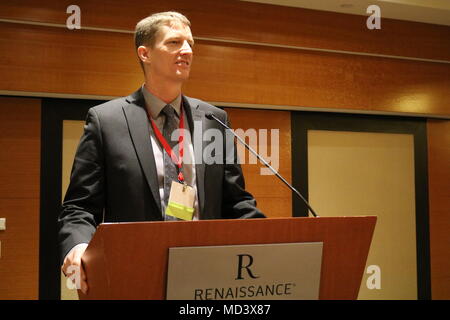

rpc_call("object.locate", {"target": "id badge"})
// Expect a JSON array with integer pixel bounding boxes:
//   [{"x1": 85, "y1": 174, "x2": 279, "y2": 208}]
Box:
[{"x1": 165, "y1": 181, "x2": 195, "y2": 220}]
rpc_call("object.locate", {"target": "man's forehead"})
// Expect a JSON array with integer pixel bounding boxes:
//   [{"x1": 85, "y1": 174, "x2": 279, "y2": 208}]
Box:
[{"x1": 159, "y1": 22, "x2": 192, "y2": 38}]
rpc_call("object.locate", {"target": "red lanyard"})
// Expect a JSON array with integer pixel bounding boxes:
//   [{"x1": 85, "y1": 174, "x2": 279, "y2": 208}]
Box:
[{"x1": 149, "y1": 104, "x2": 185, "y2": 183}]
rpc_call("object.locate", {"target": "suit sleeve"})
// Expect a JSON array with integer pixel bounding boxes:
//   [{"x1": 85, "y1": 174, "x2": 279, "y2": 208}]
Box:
[
  {"x1": 220, "y1": 113, "x2": 266, "y2": 219},
  {"x1": 58, "y1": 108, "x2": 105, "y2": 264}
]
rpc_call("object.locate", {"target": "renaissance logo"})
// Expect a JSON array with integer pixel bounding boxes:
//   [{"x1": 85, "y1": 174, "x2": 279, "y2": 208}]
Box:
[
  {"x1": 193, "y1": 282, "x2": 295, "y2": 300},
  {"x1": 193, "y1": 254, "x2": 295, "y2": 300},
  {"x1": 166, "y1": 242, "x2": 323, "y2": 300}
]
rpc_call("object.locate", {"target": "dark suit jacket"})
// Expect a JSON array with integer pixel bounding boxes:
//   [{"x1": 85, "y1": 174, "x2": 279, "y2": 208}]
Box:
[{"x1": 58, "y1": 89, "x2": 265, "y2": 262}]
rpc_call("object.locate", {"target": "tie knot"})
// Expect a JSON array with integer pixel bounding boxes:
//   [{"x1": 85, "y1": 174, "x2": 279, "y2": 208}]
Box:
[{"x1": 162, "y1": 104, "x2": 177, "y2": 118}]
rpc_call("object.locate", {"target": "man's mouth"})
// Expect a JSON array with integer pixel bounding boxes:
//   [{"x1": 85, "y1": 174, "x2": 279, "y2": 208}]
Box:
[{"x1": 176, "y1": 60, "x2": 190, "y2": 66}]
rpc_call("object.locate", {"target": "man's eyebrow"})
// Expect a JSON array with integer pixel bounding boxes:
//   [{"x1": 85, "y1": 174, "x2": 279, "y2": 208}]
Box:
[
  {"x1": 166, "y1": 36, "x2": 195, "y2": 45},
  {"x1": 165, "y1": 36, "x2": 186, "y2": 41},
  {"x1": 165, "y1": 36, "x2": 180, "y2": 41}
]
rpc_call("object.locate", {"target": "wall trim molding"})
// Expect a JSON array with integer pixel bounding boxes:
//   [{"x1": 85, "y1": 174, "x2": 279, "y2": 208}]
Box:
[
  {"x1": 2, "y1": 91, "x2": 449, "y2": 119},
  {"x1": 1, "y1": 18, "x2": 449, "y2": 65}
]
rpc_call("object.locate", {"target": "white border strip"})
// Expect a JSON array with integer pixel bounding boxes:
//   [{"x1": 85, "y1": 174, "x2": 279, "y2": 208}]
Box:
[
  {"x1": 1, "y1": 18, "x2": 449, "y2": 65},
  {"x1": 1, "y1": 90, "x2": 448, "y2": 119}
]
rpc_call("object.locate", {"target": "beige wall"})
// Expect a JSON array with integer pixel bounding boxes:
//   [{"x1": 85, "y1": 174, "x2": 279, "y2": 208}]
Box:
[{"x1": 308, "y1": 130, "x2": 417, "y2": 299}]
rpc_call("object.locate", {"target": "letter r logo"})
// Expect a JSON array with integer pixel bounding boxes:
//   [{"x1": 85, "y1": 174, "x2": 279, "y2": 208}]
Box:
[{"x1": 235, "y1": 254, "x2": 260, "y2": 280}]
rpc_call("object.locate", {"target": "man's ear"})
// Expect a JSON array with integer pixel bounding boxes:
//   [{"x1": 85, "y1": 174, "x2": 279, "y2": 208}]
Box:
[{"x1": 137, "y1": 45, "x2": 151, "y2": 64}]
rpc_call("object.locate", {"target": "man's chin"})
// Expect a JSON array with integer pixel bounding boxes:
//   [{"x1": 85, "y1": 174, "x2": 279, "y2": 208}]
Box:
[{"x1": 174, "y1": 71, "x2": 190, "y2": 81}]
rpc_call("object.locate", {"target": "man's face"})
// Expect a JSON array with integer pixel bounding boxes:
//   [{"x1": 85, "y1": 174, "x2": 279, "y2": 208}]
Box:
[{"x1": 146, "y1": 21, "x2": 194, "y2": 83}]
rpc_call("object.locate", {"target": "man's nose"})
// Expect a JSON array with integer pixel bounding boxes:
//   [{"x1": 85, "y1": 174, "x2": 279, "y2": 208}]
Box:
[{"x1": 180, "y1": 40, "x2": 193, "y2": 55}]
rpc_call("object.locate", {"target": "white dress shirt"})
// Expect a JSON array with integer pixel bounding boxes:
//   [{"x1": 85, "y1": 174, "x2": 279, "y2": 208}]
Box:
[{"x1": 141, "y1": 85, "x2": 200, "y2": 220}]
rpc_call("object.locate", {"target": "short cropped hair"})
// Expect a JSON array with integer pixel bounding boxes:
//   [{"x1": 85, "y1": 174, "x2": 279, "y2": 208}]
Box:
[{"x1": 134, "y1": 11, "x2": 191, "y2": 49}]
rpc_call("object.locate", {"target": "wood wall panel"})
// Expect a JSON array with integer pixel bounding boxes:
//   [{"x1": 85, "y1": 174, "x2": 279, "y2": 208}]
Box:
[
  {"x1": 0, "y1": 97, "x2": 40, "y2": 299},
  {"x1": 225, "y1": 108, "x2": 292, "y2": 217},
  {"x1": 427, "y1": 120, "x2": 450, "y2": 300},
  {"x1": 0, "y1": 199, "x2": 39, "y2": 299},
  {"x1": 0, "y1": 0, "x2": 449, "y2": 61},
  {"x1": 0, "y1": 98, "x2": 41, "y2": 198},
  {"x1": 1, "y1": 22, "x2": 449, "y2": 117},
  {"x1": 0, "y1": 22, "x2": 142, "y2": 97},
  {"x1": 188, "y1": 41, "x2": 450, "y2": 116}
]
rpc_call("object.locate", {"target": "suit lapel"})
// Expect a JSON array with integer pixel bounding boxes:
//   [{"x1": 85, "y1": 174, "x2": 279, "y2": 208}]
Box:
[
  {"x1": 183, "y1": 96, "x2": 206, "y2": 217},
  {"x1": 123, "y1": 90, "x2": 162, "y2": 214}
]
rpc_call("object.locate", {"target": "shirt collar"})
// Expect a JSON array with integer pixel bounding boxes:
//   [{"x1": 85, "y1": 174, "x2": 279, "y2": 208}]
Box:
[{"x1": 141, "y1": 84, "x2": 182, "y2": 119}]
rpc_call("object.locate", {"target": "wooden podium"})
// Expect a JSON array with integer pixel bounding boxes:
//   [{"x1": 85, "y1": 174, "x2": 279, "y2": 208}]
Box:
[{"x1": 79, "y1": 216, "x2": 376, "y2": 300}]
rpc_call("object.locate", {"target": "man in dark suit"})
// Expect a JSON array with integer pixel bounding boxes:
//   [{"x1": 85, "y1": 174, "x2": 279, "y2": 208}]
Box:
[{"x1": 59, "y1": 11, "x2": 264, "y2": 294}]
